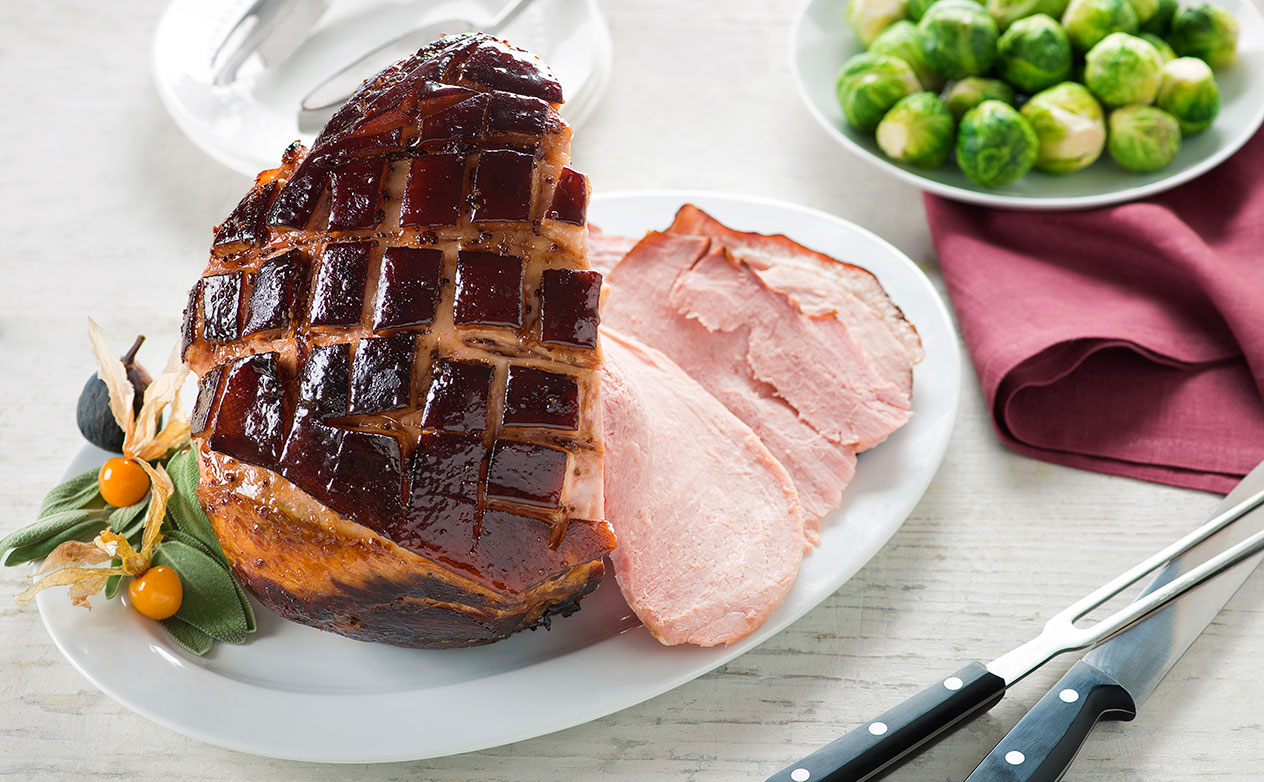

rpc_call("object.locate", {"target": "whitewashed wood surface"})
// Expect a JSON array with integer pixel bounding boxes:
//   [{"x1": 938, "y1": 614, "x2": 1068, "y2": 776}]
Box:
[{"x1": 2, "y1": 1, "x2": 1262, "y2": 779}]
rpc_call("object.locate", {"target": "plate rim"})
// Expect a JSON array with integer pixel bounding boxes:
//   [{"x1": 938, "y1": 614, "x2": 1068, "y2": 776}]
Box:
[
  {"x1": 788, "y1": 0, "x2": 1264, "y2": 211},
  {"x1": 35, "y1": 190, "x2": 961, "y2": 763}
]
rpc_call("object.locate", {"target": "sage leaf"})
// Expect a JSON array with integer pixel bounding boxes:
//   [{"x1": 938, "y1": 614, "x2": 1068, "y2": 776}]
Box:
[
  {"x1": 2, "y1": 517, "x2": 110, "y2": 566},
  {"x1": 160, "y1": 616, "x2": 214, "y2": 656},
  {"x1": 164, "y1": 528, "x2": 229, "y2": 569},
  {"x1": 165, "y1": 450, "x2": 227, "y2": 559},
  {"x1": 38, "y1": 470, "x2": 101, "y2": 517},
  {"x1": 0, "y1": 508, "x2": 107, "y2": 557},
  {"x1": 104, "y1": 559, "x2": 123, "y2": 600},
  {"x1": 233, "y1": 579, "x2": 256, "y2": 634},
  {"x1": 163, "y1": 529, "x2": 256, "y2": 634},
  {"x1": 109, "y1": 499, "x2": 148, "y2": 541},
  {"x1": 152, "y1": 540, "x2": 249, "y2": 644}
]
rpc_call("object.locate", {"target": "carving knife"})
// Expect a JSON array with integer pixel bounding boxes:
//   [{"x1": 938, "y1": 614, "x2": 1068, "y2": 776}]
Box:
[
  {"x1": 766, "y1": 459, "x2": 1264, "y2": 782},
  {"x1": 963, "y1": 461, "x2": 1264, "y2": 782}
]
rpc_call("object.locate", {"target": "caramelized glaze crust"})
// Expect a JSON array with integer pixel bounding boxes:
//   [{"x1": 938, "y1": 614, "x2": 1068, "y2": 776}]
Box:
[{"x1": 181, "y1": 34, "x2": 612, "y2": 648}]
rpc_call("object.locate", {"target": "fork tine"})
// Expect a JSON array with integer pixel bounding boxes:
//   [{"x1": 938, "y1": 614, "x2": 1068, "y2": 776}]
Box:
[
  {"x1": 1079, "y1": 523, "x2": 1264, "y2": 647},
  {"x1": 1055, "y1": 485, "x2": 1264, "y2": 626},
  {"x1": 987, "y1": 482, "x2": 1264, "y2": 684}
]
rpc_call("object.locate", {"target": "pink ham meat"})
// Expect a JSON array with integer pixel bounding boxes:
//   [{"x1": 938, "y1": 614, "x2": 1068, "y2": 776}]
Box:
[
  {"x1": 669, "y1": 249, "x2": 911, "y2": 450},
  {"x1": 588, "y1": 225, "x2": 638, "y2": 276},
  {"x1": 601, "y1": 328, "x2": 805, "y2": 646},
  {"x1": 602, "y1": 234, "x2": 852, "y2": 537},
  {"x1": 668, "y1": 204, "x2": 923, "y2": 391}
]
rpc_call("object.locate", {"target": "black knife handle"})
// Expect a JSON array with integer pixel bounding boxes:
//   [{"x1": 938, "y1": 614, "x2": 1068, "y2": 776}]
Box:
[
  {"x1": 766, "y1": 662, "x2": 1006, "y2": 782},
  {"x1": 963, "y1": 660, "x2": 1137, "y2": 782}
]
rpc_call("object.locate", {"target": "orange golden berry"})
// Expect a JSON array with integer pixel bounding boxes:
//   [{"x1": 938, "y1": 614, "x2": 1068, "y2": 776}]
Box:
[
  {"x1": 98, "y1": 457, "x2": 149, "y2": 507},
  {"x1": 128, "y1": 565, "x2": 183, "y2": 620}
]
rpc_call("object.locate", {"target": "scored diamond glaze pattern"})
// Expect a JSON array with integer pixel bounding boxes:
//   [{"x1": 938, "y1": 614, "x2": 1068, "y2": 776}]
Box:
[{"x1": 181, "y1": 34, "x2": 609, "y2": 614}]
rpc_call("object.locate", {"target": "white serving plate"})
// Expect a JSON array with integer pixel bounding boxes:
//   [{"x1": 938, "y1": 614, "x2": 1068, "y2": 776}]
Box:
[
  {"x1": 152, "y1": 0, "x2": 612, "y2": 177},
  {"x1": 35, "y1": 191, "x2": 961, "y2": 763},
  {"x1": 790, "y1": 0, "x2": 1264, "y2": 210}
]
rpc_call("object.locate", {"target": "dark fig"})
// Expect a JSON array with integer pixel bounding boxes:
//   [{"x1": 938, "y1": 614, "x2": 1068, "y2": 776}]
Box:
[{"x1": 76, "y1": 336, "x2": 151, "y2": 452}]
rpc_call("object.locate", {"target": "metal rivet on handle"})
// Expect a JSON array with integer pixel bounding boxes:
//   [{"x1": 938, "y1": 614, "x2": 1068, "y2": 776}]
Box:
[
  {"x1": 791, "y1": 768, "x2": 811, "y2": 781},
  {"x1": 1006, "y1": 751, "x2": 1026, "y2": 765},
  {"x1": 868, "y1": 722, "x2": 888, "y2": 736},
  {"x1": 1059, "y1": 689, "x2": 1080, "y2": 703},
  {"x1": 944, "y1": 677, "x2": 964, "y2": 691}
]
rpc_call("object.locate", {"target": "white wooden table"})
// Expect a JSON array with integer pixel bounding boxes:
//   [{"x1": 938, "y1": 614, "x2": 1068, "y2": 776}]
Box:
[{"x1": 2, "y1": 2, "x2": 1261, "y2": 779}]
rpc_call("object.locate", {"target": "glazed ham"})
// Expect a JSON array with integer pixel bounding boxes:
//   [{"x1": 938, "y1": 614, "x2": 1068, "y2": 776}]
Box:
[
  {"x1": 181, "y1": 34, "x2": 613, "y2": 648},
  {"x1": 601, "y1": 329, "x2": 804, "y2": 646}
]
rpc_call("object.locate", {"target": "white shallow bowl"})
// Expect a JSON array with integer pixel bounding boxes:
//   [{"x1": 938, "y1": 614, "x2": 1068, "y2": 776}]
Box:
[
  {"x1": 790, "y1": 0, "x2": 1264, "y2": 210},
  {"x1": 36, "y1": 191, "x2": 961, "y2": 763},
  {"x1": 153, "y1": 0, "x2": 612, "y2": 177}
]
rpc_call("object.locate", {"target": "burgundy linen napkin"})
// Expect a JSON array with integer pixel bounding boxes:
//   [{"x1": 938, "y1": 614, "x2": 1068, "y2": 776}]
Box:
[{"x1": 925, "y1": 131, "x2": 1264, "y2": 493}]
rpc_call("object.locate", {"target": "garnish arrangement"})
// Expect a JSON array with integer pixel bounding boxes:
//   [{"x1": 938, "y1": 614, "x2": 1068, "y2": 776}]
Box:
[{"x1": 0, "y1": 320, "x2": 254, "y2": 655}]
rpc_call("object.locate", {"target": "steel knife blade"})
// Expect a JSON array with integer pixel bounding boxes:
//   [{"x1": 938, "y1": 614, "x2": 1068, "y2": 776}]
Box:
[{"x1": 964, "y1": 460, "x2": 1264, "y2": 782}]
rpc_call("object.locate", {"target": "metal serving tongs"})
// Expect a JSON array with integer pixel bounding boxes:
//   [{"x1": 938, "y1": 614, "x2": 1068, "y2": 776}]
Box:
[
  {"x1": 210, "y1": 0, "x2": 331, "y2": 87},
  {"x1": 210, "y1": 0, "x2": 539, "y2": 128},
  {"x1": 766, "y1": 460, "x2": 1264, "y2": 782},
  {"x1": 296, "y1": 0, "x2": 537, "y2": 128}
]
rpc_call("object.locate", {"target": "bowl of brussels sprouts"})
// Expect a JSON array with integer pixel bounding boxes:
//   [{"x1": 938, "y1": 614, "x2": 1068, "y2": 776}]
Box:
[{"x1": 791, "y1": 0, "x2": 1264, "y2": 208}]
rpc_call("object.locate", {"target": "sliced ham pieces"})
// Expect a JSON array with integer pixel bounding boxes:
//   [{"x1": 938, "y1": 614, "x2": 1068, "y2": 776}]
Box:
[
  {"x1": 667, "y1": 204, "x2": 923, "y2": 386},
  {"x1": 668, "y1": 247, "x2": 911, "y2": 451},
  {"x1": 601, "y1": 233, "x2": 851, "y2": 537},
  {"x1": 601, "y1": 329, "x2": 805, "y2": 646},
  {"x1": 594, "y1": 205, "x2": 921, "y2": 647},
  {"x1": 601, "y1": 226, "x2": 919, "y2": 542}
]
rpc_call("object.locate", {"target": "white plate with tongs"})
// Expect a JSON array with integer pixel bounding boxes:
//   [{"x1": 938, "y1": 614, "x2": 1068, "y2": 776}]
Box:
[{"x1": 153, "y1": 0, "x2": 612, "y2": 176}]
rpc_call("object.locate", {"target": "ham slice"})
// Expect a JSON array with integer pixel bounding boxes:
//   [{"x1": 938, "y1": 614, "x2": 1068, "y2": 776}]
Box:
[
  {"x1": 601, "y1": 329, "x2": 804, "y2": 646},
  {"x1": 668, "y1": 204, "x2": 923, "y2": 392},
  {"x1": 668, "y1": 248, "x2": 911, "y2": 451},
  {"x1": 600, "y1": 236, "x2": 830, "y2": 536},
  {"x1": 589, "y1": 225, "x2": 638, "y2": 276},
  {"x1": 600, "y1": 208, "x2": 922, "y2": 540}
]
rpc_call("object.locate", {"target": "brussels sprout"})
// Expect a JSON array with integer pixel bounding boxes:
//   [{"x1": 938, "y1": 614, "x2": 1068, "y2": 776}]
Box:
[
  {"x1": 909, "y1": 0, "x2": 943, "y2": 21},
  {"x1": 847, "y1": 0, "x2": 910, "y2": 46},
  {"x1": 877, "y1": 93, "x2": 957, "y2": 166},
  {"x1": 871, "y1": 21, "x2": 944, "y2": 90},
  {"x1": 1140, "y1": 32, "x2": 1177, "y2": 62},
  {"x1": 942, "y1": 76, "x2": 1017, "y2": 120},
  {"x1": 986, "y1": 0, "x2": 1071, "y2": 30},
  {"x1": 1108, "y1": 105, "x2": 1181, "y2": 171},
  {"x1": 1168, "y1": 3, "x2": 1240, "y2": 69},
  {"x1": 1020, "y1": 82, "x2": 1107, "y2": 173},
  {"x1": 1061, "y1": 0, "x2": 1139, "y2": 50},
  {"x1": 836, "y1": 53, "x2": 922, "y2": 132},
  {"x1": 956, "y1": 100, "x2": 1039, "y2": 185},
  {"x1": 1156, "y1": 56, "x2": 1221, "y2": 134},
  {"x1": 1140, "y1": 0, "x2": 1178, "y2": 35},
  {"x1": 1084, "y1": 33, "x2": 1164, "y2": 106},
  {"x1": 918, "y1": 0, "x2": 1000, "y2": 79},
  {"x1": 1124, "y1": 0, "x2": 1158, "y2": 25},
  {"x1": 996, "y1": 14, "x2": 1073, "y2": 92}
]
